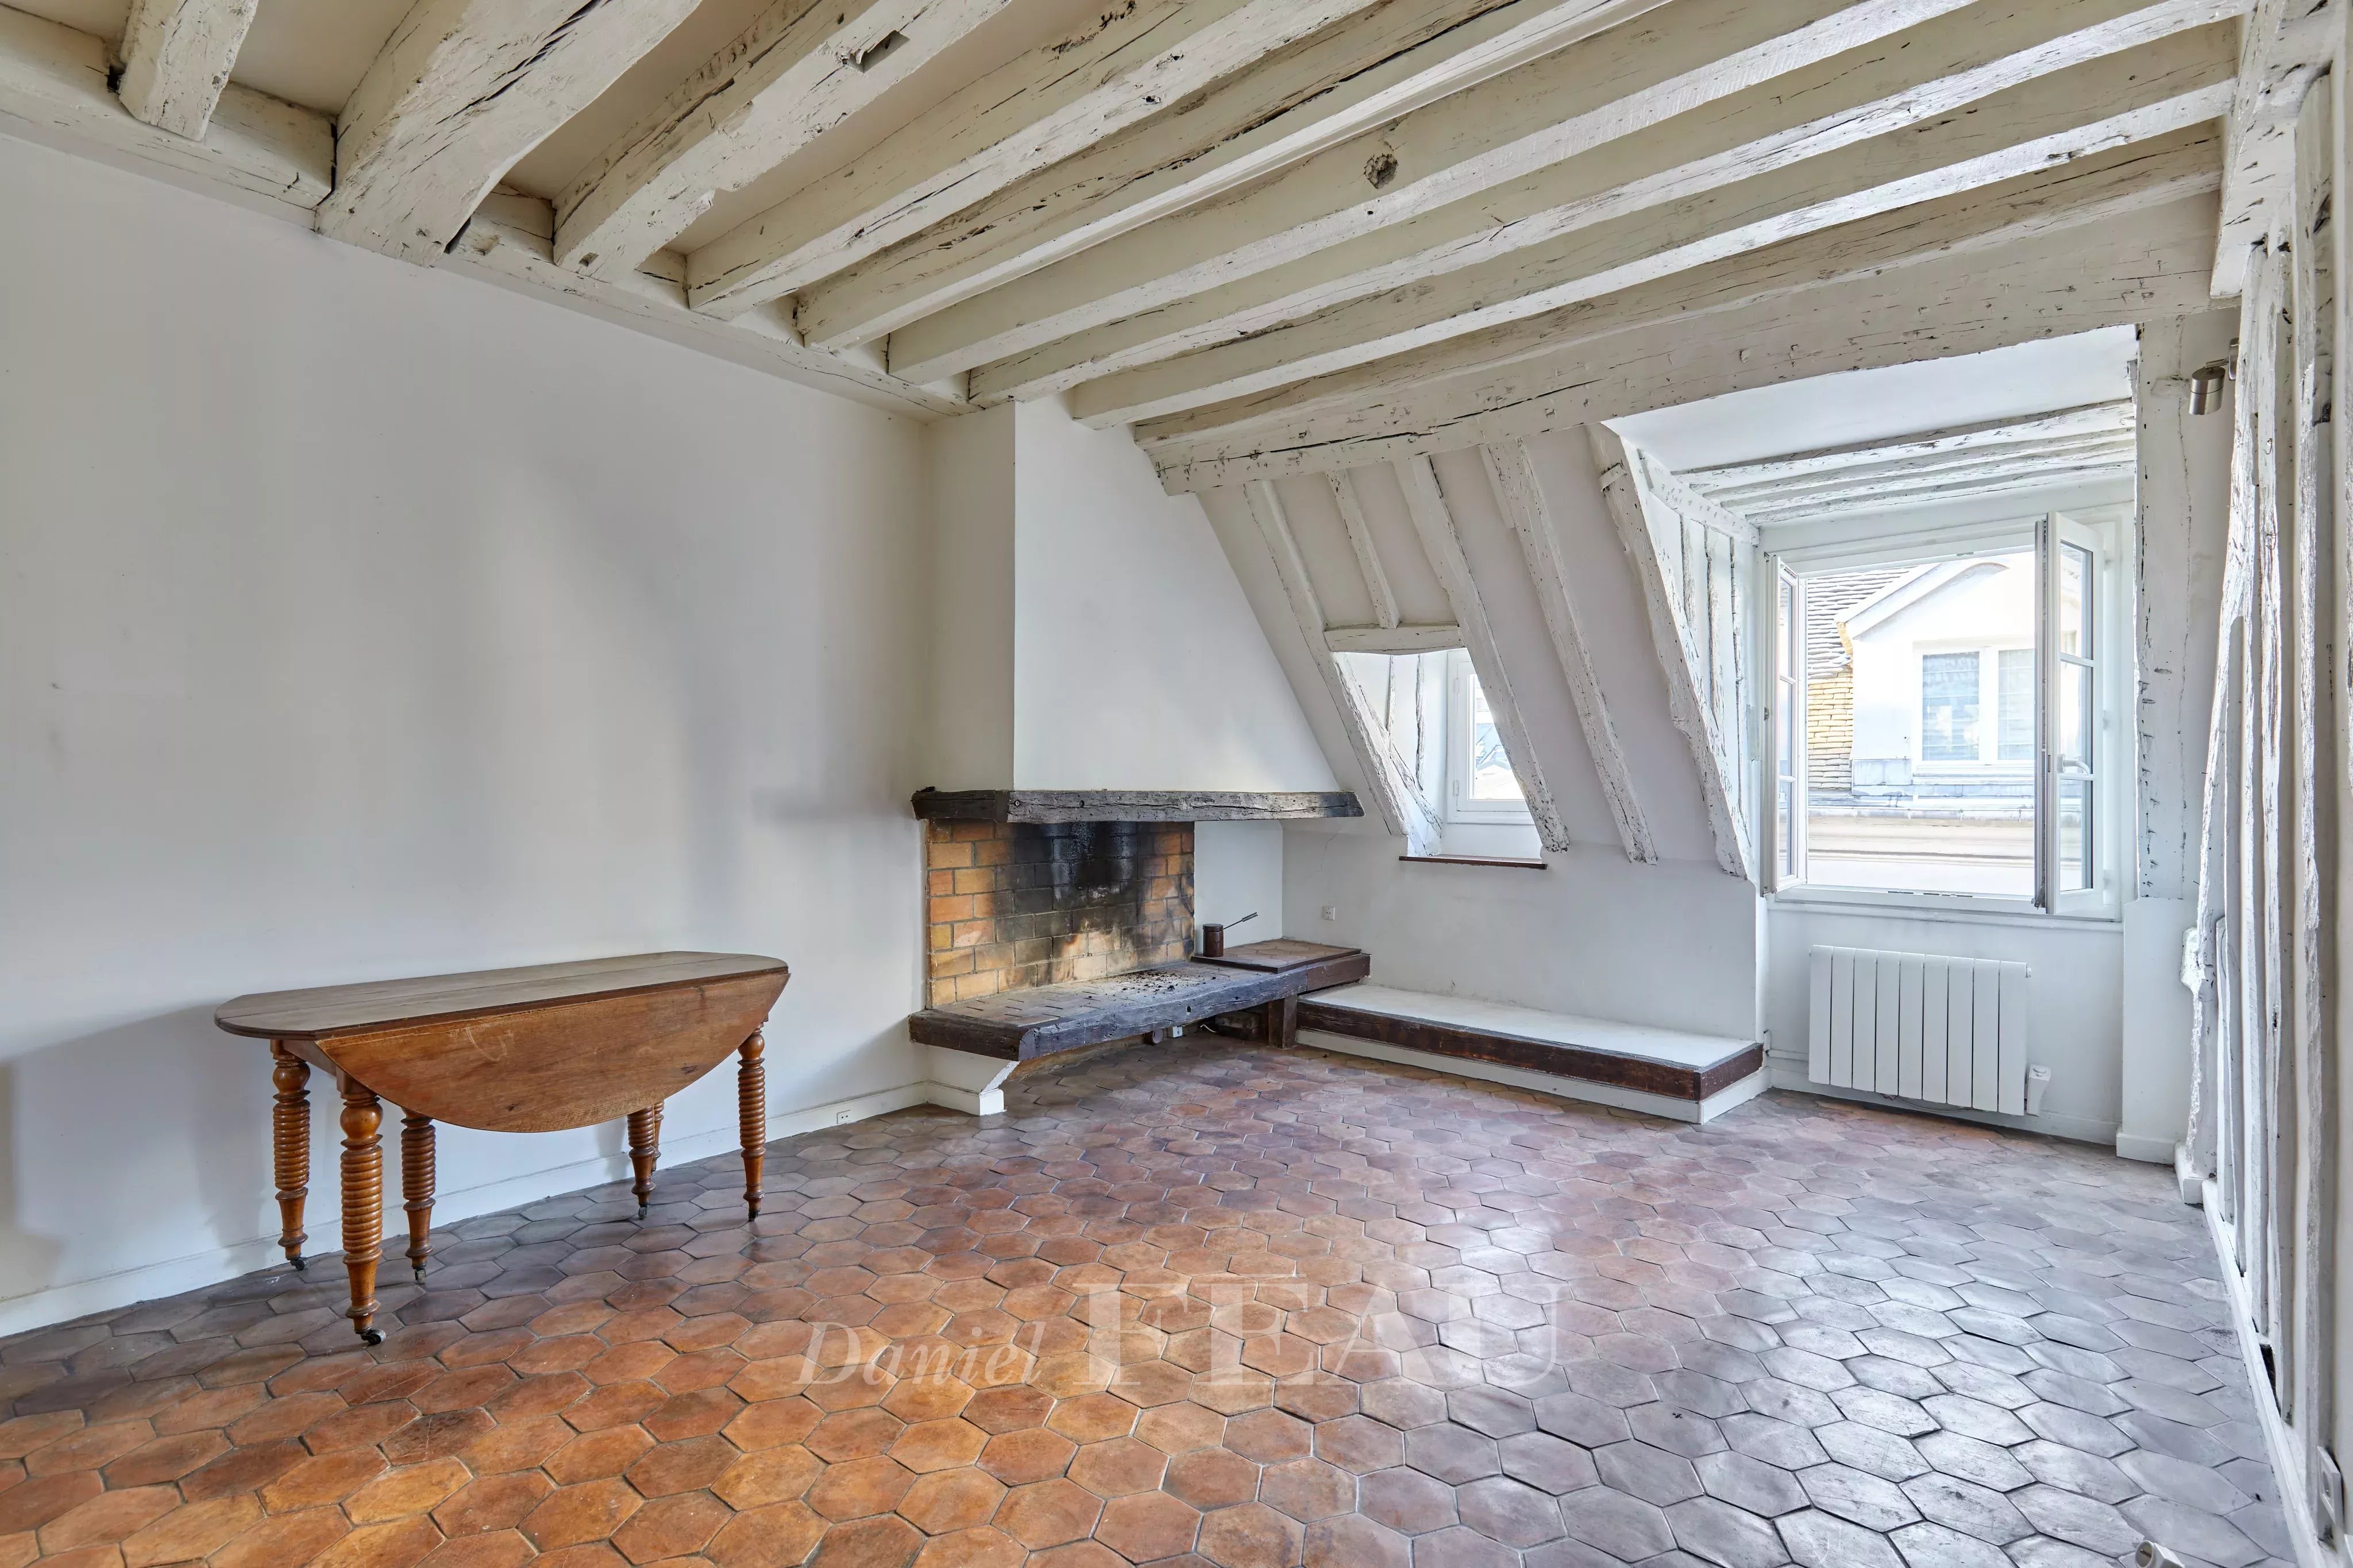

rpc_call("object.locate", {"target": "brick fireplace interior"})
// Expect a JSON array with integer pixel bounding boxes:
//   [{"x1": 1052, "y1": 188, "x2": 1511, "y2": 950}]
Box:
[{"x1": 923, "y1": 819, "x2": 1194, "y2": 1006}]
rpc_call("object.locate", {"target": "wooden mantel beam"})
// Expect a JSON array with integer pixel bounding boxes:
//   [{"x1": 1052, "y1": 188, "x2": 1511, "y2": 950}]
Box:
[
  {"x1": 322, "y1": 0, "x2": 703, "y2": 264},
  {"x1": 113, "y1": 0, "x2": 256, "y2": 140}
]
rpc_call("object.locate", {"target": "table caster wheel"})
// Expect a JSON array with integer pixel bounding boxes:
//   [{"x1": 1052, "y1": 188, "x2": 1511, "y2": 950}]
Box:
[{"x1": 360, "y1": 1328, "x2": 384, "y2": 1346}]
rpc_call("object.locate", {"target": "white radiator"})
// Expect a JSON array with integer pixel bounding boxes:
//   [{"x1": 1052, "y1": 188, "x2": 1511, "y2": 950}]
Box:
[{"x1": 1807, "y1": 946, "x2": 2030, "y2": 1114}]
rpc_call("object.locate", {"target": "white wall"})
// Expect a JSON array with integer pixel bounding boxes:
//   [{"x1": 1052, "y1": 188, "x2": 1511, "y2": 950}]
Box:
[
  {"x1": 927, "y1": 406, "x2": 1016, "y2": 787},
  {"x1": 1194, "y1": 822, "x2": 1285, "y2": 941},
  {"x1": 0, "y1": 133, "x2": 938, "y2": 1330},
  {"x1": 1010, "y1": 401, "x2": 1335, "y2": 792}
]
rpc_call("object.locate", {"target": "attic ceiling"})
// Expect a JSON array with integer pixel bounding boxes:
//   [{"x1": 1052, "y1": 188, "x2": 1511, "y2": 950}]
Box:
[{"x1": 0, "y1": 0, "x2": 2317, "y2": 485}]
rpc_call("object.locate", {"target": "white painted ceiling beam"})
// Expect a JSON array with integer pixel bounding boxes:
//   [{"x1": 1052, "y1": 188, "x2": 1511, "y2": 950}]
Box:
[
  {"x1": 1150, "y1": 187, "x2": 2218, "y2": 489},
  {"x1": 322, "y1": 0, "x2": 703, "y2": 264},
  {"x1": 1734, "y1": 458, "x2": 2140, "y2": 520},
  {"x1": 1682, "y1": 401, "x2": 2134, "y2": 485},
  {"x1": 113, "y1": 0, "x2": 255, "y2": 140},
  {"x1": 1700, "y1": 433, "x2": 2139, "y2": 509},
  {"x1": 969, "y1": 0, "x2": 2240, "y2": 411},
  {"x1": 793, "y1": 0, "x2": 1665, "y2": 351},
  {"x1": 1392, "y1": 455, "x2": 1579, "y2": 854},
  {"x1": 2211, "y1": 0, "x2": 2339, "y2": 295},
  {"x1": 1328, "y1": 471, "x2": 1401, "y2": 631},
  {"x1": 1064, "y1": 30, "x2": 2234, "y2": 427},
  {"x1": 0, "y1": 3, "x2": 328, "y2": 213},
  {"x1": 1480, "y1": 441, "x2": 1656, "y2": 861},
  {"x1": 683, "y1": 0, "x2": 1386, "y2": 318},
  {"x1": 554, "y1": 0, "x2": 1016, "y2": 285},
  {"x1": 1324, "y1": 623, "x2": 1465, "y2": 652},
  {"x1": 1139, "y1": 133, "x2": 2218, "y2": 469},
  {"x1": 892, "y1": 0, "x2": 1981, "y2": 387},
  {"x1": 1592, "y1": 428, "x2": 1752, "y2": 878}
]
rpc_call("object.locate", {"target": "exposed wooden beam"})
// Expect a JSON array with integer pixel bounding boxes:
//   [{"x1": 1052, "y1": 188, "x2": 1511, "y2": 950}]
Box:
[
  {"x1": 794, "y1": 0, "x2": 1663, "y2": 350},
  {"x1": 1392, "y1": 456, "x2": 1577, "y2": 853},
  {"x1": 1478, "y1": 441, "x2": 1654, "y2": 861},
  {"x1": 1324, "y1": 622, "x2": 1464, "y2": 652},
  {"x1": 1590, "y1": 429, "x2": 1752, "y2": 878},
  {"x1": 1703, "y1": 433, "x2": 2138, "y2": 510},
  {"x1": 1328, "y1": 471, "x2": 1401, "y2": 630},
  {"x1": 1142, "y1": 136, "x2": 2220, "y2": 484},
  {"x1": 1737, "y1": 457, "x2": 2140, "y2": 520},
  {"x1": 321, "y1": 0, "x2": 702, "y2": 264},
  {"x1": 684, "y1": 0, "x2": 1383, "y2": 318},
  {"x1": 2211, "y1": 0, "x2": 2337, "y2": 296},
  {"x1": 448, "y1": 192, "x2": 965, "y2": 417},
  {"x1": 1064, "y1": 28, "x2": 2235, "y2": 427},
  {"x1": 1682, "y1": 400, "x2": 2134, "y2": 485},
  {"x1": 114, "y1": 0, "x2": 254, "y2": 140},
  {"x1": 1632, "y1": 454, "x2": 1759, "y2": 546},
  {"x1": 894, "y1": 0, "x2": 1980, "y2": 388},
  {"x1": 1244, "y1": 480, "x2": 1434, "y2": 843},
  {"x1": 554, "y1": 0, "x2": 1016, "y2": 285}
]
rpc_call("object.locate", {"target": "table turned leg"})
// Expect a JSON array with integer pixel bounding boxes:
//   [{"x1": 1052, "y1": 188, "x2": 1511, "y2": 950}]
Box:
[
  {"x1": 340, "y1": 1081, "x2": 384, "y2": 1345},
  {"x1": 627, "y1": 1104, "x2": 662, "y2": 1219},
  {"x1": 401, "y1": 1114, "x2": 434, "y2": 1284},
  {"x1": 269, "y1": 1043, "x2": 310, "y2": 1270},
  {"x1": 739, "y1": 1029, "x2": 766, "y2": 1219}
]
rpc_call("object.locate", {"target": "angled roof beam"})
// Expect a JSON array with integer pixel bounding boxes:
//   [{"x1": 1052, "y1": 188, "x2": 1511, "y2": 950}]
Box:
[
  {"x1": 1329, "y1": 470, "x2": 1401, "y2": 631},
  {"x1": 1392, "y1": 456, "x2": 1574, "y2": 853},
  {"x1": 1737, "y1": 459, "x2": 2141, "y2": 520},
  {"x1": 1683, "y1": 401, "x2": 2135, "y2": 487},
  {"x1": 1243, "y1": 481, "x2": 1437, "y2": 847},
  {"x1": 894, "y1": 0, "x2": 1980, "y2": 387},
  {"x1": 684, "y1": 0, "x2": 1385, "y2": 318},
  {"x1": 2212, "y1": 0, "x2": 2338, "y2": 295},
  {"x1": 1701, "y1": 433, "x2": 2140, "y2": 509},
  {"x1": 322, "y1": 0, "x2": 701, "y2": 264},
  {"x1": 114, "y1": 0, "x2": 256, "y2": 140},
  {"x1": 1064, "y1": 26, "x2": 2235, "y2": 427},
  {"x1": 793, "y1": 0, "x2": 1664, "y2": 350},
  {"x1": 554, "y1": 0, "x2": 1018, "y2": 285},
  {"x1": 1475, "y1": 442, "x2": 1653, "y2": 860},
  {"x1": 1589, "y1": 429, "x2": 1752, "y2": 878},
  {"x1": 1137, "y1": 130, "x2": 2221, "y2": 478}
]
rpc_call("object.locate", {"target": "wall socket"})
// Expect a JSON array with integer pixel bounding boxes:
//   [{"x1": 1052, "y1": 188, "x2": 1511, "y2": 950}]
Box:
[
  {"x1": 1320, "y1": 905, "x2": 1338, "y2": 921},
  {"x1": 833, "y1": 1109, "x2": 853, "y2": 1126}
]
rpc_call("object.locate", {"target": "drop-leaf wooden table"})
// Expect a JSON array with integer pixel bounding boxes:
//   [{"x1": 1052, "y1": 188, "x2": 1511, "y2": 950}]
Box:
[{"x1": 215, "y1": 952, "x2": 789, "y2": 1343}]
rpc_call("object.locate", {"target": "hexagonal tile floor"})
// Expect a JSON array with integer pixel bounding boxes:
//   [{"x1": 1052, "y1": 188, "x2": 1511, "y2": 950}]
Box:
[{"x1": 0, "y1": 1041, "x2": 2293, "y2": 1568}]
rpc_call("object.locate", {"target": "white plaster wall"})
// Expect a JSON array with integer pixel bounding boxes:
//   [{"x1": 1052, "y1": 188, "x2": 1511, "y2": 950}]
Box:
[
  {"x1": 1011, "y1": 401, "x2": 1336, "y2": 793},
  {"x1": 1284, "y1": 832, "x2": 1761, "y2": 1040},
  {"x1": 1849, "y1": 561, "x2": 2036, "y2": 765},
  {"x1": 926, "y1": 406, "x2": 1016, "y2": 787},
  {"x1": 0, "y1": 134, "x2": 935, "y2": 1330},
  {"x1": 1194, "y1": 822, "x2": 1285, "y2": 941}
]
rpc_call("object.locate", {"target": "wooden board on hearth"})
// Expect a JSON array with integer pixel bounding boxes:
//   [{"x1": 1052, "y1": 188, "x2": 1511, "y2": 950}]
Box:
[{"x1": 1192, "y1": 939, "x2": 1359, "y2": 973}]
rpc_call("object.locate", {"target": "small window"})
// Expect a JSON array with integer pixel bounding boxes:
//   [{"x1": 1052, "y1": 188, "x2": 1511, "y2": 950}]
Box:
[
  {"x1": 1920, "y1": 652, "x2": 1981, "y2": 762},
  {"x1": 1336, "y1": 646, "x2": 1538, "y2": 860},
  {"x1": 1996, "y1": 649, "x2": 2034, "y2": 760},
  {"x1": 1446, "y1": 649, "x2": 1530, "y2": 824}
]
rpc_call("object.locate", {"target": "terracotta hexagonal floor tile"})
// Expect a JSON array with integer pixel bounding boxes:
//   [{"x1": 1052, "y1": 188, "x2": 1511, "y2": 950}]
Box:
[
  {"x1": 522, "y1": 1479, "x2": 643, "y2": 1551},
  {"x1": 612, "y1": 1490, "x2": 730, "y2": 1564},
  {"x1": 891, "y1": 1419, "x2": 988, "y2": 1474},
  {"x1": 210, "y1": 1507, "x2": 354, "y2": 1568},
  {"x1": 121, "y1": 1494, "x2": 264, "y2": 1567},
  {"x1": 911, "y1": 1525, "x2": 1024, "y2": 1568},
  {"x1": 546, "y1": 1426, "x2": 655, "y2": 1484},
  {"x1": 1067, "y1": 1436, "x2": 1168, "y2": 1499},
  {"x1": 101, "y1": 1430, "x2": 226, "y2": 1488},
  {"x1": 884, "y1": 1378, "x2": 974, "y2": 1424},
  {"x1": 348, "y1": 1458, "x2": 473, "y2": 1524},
  {"x1": 811, "y1": 1408, "x2": 906, "y2": 1463},
  {"x1": 1226, "y1": 1410, "x2": 1312, "y2": 1465},
  {"x1": 1260, "y1": 1459, "x2": 1355, "y2": 1523},
  {"x1": 715, "y1": 1443, "x2": 823, "y2": 1510},
  {"x1": 726, "y1": 1395, "x2": 822, "y2": 1451},
  {"x1": 963, "y1": 1387, "x2": 1052, "y2": 1435},
  {"x1": 1198, "y1": 1501, "x2": 1306, "y2": 1568},
  {"x1": 1168, "y1": 1447, "x2": 1262, "y2": 1510},
  {"x1": 1303, "y1": 1514, "x2": 1410, "y2": 1568},
  {"x1": 977, "y1": 1428, "x2": 1074, "y2": 1486},
  {"x1": 414, "y1": 1528, "x2": 533, "y2": 1568},
  {"x1": 433, "y1": 1472, "x2": 554, "y2": 1538},
  {"x1": 1139, "y1": 1402, "x2": 1228, "y2": 1455},
  {"x1": 808, "y1": 1455, "x2": 917, "y2": 1521},
  {"x1": 35, "y1": 1485, "x2": 177, "y2": 1553},
  {"x1": 311, "y1": 1515, "x2": 443, "y2": 1568},
  {"x1": 1097, "y1": 1489, "x2": 1205, "y2": 1561},
  {"x1": 897, "y1": 1466, "x2": 1007, "y2": 1534},
  {"x1": 810, "y1": 1512, "x2": 923, "y2": 1568},
  {"x1": 707, "y1": 1500, "x2": 826, "y2": 1568},
  {"x1": 996, "y1": 1477, "x2": 1103, "y2": 1548}
]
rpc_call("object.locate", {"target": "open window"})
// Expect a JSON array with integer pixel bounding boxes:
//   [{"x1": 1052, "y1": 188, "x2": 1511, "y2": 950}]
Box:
[
  {"x1": 1760, "y1": 512, "x2": 2119, "y2": 912},
  {"x1": 1337, "y1": 646, "x2": 1540, "y2": 862}
]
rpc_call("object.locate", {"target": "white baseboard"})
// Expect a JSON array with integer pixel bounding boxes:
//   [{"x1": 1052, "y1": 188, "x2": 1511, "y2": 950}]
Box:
[
  {"x1": 0, "y1": 1082, "x2": 933, "y2": 1340},
  {"x1": 1301, "y1": 1030, "x2": 1763, "y2": 1124},
  {"x1": 2201, "y1": 1183, "x2": 2331, "y2": 1568},
  {"x1": 2113, "y1": 1130, "x2": 2178, "y2": 1164},
  {"x1": 1766, "y1": 1055, "x2": 2117, "y2": 1147}
]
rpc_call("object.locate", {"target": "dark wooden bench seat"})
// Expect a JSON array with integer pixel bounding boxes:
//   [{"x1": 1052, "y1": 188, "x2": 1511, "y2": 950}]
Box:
[{"x1": 910, "y1": 942, "x2": 1367, "y2": 1061}]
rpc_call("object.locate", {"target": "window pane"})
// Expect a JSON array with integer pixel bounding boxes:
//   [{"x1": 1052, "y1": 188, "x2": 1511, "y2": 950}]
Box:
[
  {"x1": 2061, "y1": 542, "x2": 2092, "y2": 656},
  {"x1": 1800, "y1": 553, "x2": 2034, "y2": 897},
  {"x1": 1920, "y1": 651, "x2": 1981, "y2": 762},
  {"x1": 1469, "y1": 694, "x2": 1519, "y2": 797},
  {"x1": 1778, "y1": 578, "x2": 1795, "y2": 674},
  {"x1": 2059, "y1": 660, "x2": 2092, "y2": 769},
  {"x1": 2059, "y1": 778, "x2": 2093, "y2": 891},
  {"x1": 1777, "y1": 781, "x2": 1795, "y2": 879},
  {"x1": 1997, "y1": 649, "x2": 2034, "y2": 761}
]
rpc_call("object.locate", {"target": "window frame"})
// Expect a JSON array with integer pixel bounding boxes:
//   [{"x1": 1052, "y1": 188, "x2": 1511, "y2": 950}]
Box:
[
  {"x1": 1442, "y1": 647, "x2": 1536, "y2": 827},
  {"x1": 1759, "y1": 507, "x2": 2124, "y2": 918}
]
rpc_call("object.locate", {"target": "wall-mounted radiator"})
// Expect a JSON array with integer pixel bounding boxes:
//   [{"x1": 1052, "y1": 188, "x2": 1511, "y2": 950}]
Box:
[{"x1": 1807, "y1": 946, "x2": 2031, "y2": 1114}]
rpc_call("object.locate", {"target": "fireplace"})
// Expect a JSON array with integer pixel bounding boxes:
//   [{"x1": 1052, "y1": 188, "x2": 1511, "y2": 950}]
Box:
[{"x1": 924, "y1": 820, "x2": 1193, "y2": 1006}]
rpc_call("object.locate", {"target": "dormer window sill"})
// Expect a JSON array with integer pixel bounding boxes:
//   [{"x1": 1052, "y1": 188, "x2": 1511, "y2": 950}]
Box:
[{"x1": 1398, "y1": 854, "x2": 1548, "y2": 870}]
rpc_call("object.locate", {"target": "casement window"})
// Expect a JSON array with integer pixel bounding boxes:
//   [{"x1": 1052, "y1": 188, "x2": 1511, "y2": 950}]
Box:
[
  {"x1": 1759, "y1": 512, "x2": 2117, "y2": 913},
  {"x1": 1444, "y1": 648, "x2": 1532, "y2": 825},
  {"x1": 1337, "y1": 646, "x2": 1538, "y2": 860}
]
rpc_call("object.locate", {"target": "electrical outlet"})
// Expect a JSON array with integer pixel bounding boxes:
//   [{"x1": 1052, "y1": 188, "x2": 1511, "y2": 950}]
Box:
[
  {"x1": 833, "y1": 1109, "x2": 853, "y2": 1126},
  {"x1": 1320, "y1": 905, "x2": 1338, "y2": 921}
]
